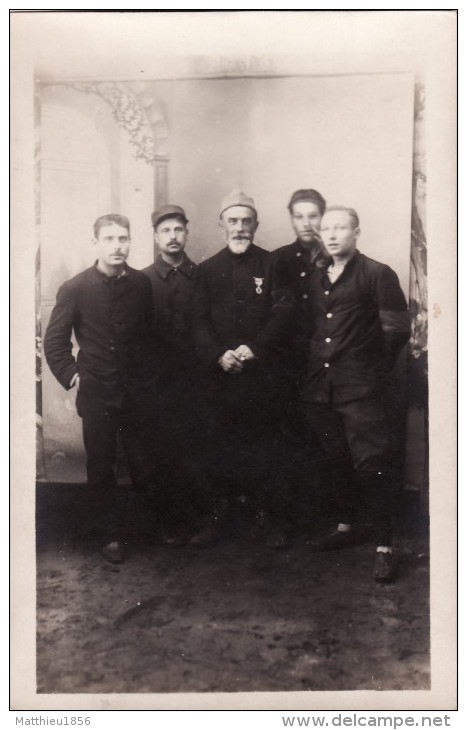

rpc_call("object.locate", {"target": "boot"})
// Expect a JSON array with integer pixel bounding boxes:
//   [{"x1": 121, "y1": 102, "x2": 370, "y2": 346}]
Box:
[{"x1": 373, "y1": 549, "x2": 398, "y2": 583}]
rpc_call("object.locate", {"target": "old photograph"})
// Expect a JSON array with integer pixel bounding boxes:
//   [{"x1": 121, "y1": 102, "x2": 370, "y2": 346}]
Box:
[{"x1": 10, "y1": 10, "x2": 456, "y2": 711}]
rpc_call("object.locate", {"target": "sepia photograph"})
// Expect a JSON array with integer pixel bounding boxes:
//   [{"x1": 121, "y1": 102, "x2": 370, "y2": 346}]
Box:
[{"x1": 10, "y1": 9, "x2": 457, "y2": 712}]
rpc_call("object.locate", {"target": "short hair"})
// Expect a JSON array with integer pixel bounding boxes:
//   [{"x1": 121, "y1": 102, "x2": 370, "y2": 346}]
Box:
[
  {"x1": 93, "y1": 214, "x2": 130, "y2": 238},
  {"x1": 323, "y1": 206, "x2": 360, "y2": 228},
  {"x1": 288, "y1": 189, "x2": 326, "y2": 215}
]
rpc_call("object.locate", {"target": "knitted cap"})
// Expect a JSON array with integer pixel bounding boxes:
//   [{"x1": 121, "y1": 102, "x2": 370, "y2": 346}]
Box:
[{"x1": 220, "y1": 190, "x2": 257, "y2": 217}]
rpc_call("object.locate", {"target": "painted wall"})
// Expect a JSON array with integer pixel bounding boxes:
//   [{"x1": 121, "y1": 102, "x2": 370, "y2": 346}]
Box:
[{"x1": 148, "y1": 74, "x2": 413, "y2": 295}]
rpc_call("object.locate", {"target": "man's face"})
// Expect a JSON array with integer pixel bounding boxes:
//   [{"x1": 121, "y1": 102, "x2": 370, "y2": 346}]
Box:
[
  {"x1": 290, "y1": 201, "x2": 323, "y2": 245},
  {"x1": 154, "y1": 217, "x2": 188, "y2": 256},
  {"x1": 219, "y1": 206, "x2": 258, "y2": 255},
  {"x1": 94, "y1": 223, "x2": 130, "y2": 267},
  {"x1": 320, "y1": 210, "x2": 359, "y2": 259}
]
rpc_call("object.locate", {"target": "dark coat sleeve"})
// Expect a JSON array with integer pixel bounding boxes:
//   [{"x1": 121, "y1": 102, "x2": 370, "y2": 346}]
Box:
[
  {"x1": 245, "y1": 281, "x2": 294, "y2": 359},
  {"x1": 192, "y1": 263, "x2": 226, "y2": 367},
  {"x1": 269, "y1": 249, "x2": 293, "y2": 301},
  {"x1": 43, "y1": 280, "x2": 79, "y2": 390},
  {"x1": 375, "y1": 265, "x2": 411, "y2": 371}
]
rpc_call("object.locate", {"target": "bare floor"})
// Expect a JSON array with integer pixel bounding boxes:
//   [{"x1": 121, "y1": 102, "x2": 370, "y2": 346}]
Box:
[{"x1": 36, "y1": 490, "x2": 430, "y2": 695}]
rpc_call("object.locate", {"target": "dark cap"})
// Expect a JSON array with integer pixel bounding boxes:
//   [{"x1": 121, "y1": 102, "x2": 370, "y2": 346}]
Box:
[
  {"x1": 288, "y1": 189, "x2": 326, "y2": 215},
  {"x1": 152, "y1": 204, "x2": 189, "y2": 230}
]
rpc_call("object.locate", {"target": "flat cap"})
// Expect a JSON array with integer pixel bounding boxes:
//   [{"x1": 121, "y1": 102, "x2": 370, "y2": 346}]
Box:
[
  {"x1": 220, "y1": 189, "x2": 257, "y2": 217},
  {"x1": 152, "y1": 204, "x2": 189, "y2": 230},
  {"x1": 288, "y1": 189, "x2": 326, "y2": 214}
]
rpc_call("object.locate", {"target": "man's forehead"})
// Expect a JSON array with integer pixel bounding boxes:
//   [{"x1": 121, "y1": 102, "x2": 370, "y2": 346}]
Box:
[
  {"x1": 322, "y1": 210, "x2": 353, "y2": 224},
  {"x1": 97, "y1": 223, "x2": 129, "y2": 237},
  {"x1": 291, "y1": 200, "x2": 322, "y2": 214}
]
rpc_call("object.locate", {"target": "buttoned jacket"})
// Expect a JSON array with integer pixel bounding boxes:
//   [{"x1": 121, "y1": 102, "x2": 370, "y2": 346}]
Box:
[
  {"x1": 305, "y1": 251, "x2": 410, "y2": 404},
  {"x1": 44, "y1": 264, "x2": 159, "y2": 408},
  {"x1": 271, "y1": 238, "x2": 328, "y2": 354},
  {"x1": 193, "y1": 244, "x2": 293, "y2": 369},
  {"x1": 142, "y1": 253, "x2": 197, "y2": 374}
]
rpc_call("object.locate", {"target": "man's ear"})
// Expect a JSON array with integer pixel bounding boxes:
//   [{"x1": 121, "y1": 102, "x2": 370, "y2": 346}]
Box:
[
  {"x1": 254, "y1": 219, "x2": 259, "y2": 233},
  {"x1": 354, "y1": 227, "x2": 361, "y2": 239}
]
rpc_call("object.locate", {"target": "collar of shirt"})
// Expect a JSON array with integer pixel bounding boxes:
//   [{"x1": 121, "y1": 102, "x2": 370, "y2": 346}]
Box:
[
  {"x1": 154, "y1": 253, "x2": 194, "y2": 280},
  {"x1": 324, "y1": 249, "x2": 360, "y2": 283},
  {"x1": 294, "y1": 239, "x2": 327, "y2": 265}
]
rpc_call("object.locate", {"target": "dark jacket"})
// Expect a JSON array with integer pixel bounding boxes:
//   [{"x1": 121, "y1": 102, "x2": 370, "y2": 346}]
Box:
[
  {"x1": 271, "y1": 238, "x2": 327, "y2": 337},
  {"x1": 305, "y1": 250, "x2": 410, "y2": 404},
  {"x1": 142, "y1": 253, "x2": 197, "y2": 375},
  {"x1": 193, "y1": 244, "x2": 293, "y2": 369},
  {"x1": 271, "y1": 238, "x2": 328, "y2": 381},
  {"x1": 43, "y1": 264, "x2": 159, "y2": 409}
]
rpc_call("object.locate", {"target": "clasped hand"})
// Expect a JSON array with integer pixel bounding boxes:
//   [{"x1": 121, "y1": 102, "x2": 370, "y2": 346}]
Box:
[{"x1": 218, "y1": 345, "x2": 255, "y2": 373}]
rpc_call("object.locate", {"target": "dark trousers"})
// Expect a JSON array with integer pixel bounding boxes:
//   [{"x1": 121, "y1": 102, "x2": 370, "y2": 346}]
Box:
[
  {"x1": 306, "y1": 397, "x2": 395, "y2": 545},
  {"x1": 143, "y1": 374, "x2": 214, "y2": 528},
  {"x1": 78, "y1": 393, "x2": 154, "y2": 541},
  {"x1": 276, "y1": 344, "x2": 321, "y2": 496},
  {"x1": 203, "y1": 368, "x2": 286, "y2": 519}
]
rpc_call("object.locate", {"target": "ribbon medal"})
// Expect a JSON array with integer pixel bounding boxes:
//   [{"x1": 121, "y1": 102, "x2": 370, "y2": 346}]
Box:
[{"x1": 254, "y1": 277, "x2": 264, "y2": 294}]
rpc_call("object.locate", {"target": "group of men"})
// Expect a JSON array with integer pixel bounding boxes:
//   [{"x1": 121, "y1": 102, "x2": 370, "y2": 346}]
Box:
[{"x1": 44, "y1": 188, "x2": 410, "y2": 582}]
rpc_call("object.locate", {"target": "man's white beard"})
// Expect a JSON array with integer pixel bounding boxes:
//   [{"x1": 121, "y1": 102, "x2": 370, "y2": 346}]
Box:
[{"x1": 228, "y1": 236, "x2": 252, "y2": 255}]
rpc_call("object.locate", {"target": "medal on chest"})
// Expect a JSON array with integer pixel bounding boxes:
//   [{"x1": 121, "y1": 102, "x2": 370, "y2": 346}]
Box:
[{"x1": 254, "y1": 277, "x2": 264, "y2": 294}]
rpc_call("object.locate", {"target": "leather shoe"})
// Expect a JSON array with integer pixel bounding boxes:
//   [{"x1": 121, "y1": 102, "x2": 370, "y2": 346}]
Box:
[
  {"x1": 310, "y1": 527, "x2": 372, "y2": 551},
  {"x1": 101, "y1": 541, "x2": 125, "y2": 564},
  {"x1": 373, "y1": 550, "x2": 397, "y2": 583}
]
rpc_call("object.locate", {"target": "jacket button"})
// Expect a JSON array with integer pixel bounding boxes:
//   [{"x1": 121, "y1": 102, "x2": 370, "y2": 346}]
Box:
[
  {"x1": 324, "y1": 362, "x2": 330, "y2": 368},
  {"x1": 326, "y1": 312, "x2": 333, "y2": 318},
  {"x1": 300, "y1": 271, "x2": 306, "y2": 277},
  {"x1": 302, "y1": 294, "x2": 308, "y2": 300},
  {"x1": 325, "y1": 337, "x2": 331, "y2": 343},
  {"x1": 296, "y1": 252, "x2": 301, "y2": 257},
  {"x1": 324, "y1": 291, "x2": 330, "y2": 295}
]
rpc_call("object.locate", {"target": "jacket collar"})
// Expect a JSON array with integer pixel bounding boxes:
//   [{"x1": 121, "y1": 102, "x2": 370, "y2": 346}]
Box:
[
  {"x1": 324, "y1": 249, "x2": 360, "y2": 280},
  {"x1": 154, "y1": 253, "x2": 195, "y2": 280},
  {"x1": 292, "y1": 239, "x2": 329, "y2": 267},
  {"x1": 93, "y1": 261, "x2": 130, "y2": 281}
]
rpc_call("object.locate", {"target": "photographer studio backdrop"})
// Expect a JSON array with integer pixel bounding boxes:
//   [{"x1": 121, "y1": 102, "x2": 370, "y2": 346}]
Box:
[{"x1": 36, "y1": 68, "x2": 426, "y2": 504}]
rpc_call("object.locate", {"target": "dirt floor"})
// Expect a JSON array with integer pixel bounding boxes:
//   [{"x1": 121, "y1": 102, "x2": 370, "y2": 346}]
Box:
[{"x1": 36, "y1": 485, "x2": 430, "y2": 695}]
